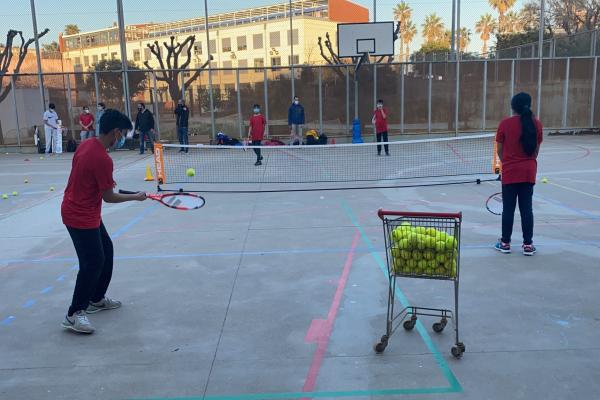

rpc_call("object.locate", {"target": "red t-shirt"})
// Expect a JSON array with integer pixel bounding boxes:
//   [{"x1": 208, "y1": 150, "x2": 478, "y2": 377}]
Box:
[
  {"x1": 495, "y1": 115, "x2": 543, "y2": 185},
  {"x1": 249, "y1": 114, "x2": 267, "y2": 141},
  {"x1": 79, "y1": 113, "x2": 95, "y2": 129},
  {"x1": 373, "y1": 108, "x2": 388, "y2": 133},
  {"x1": 61, "y1": 138, "x2": 115, "y2": 229}
]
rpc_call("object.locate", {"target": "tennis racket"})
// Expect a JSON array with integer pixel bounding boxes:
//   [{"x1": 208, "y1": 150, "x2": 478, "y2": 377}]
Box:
[
  {"x1": 119, "y1": 190, "x2": 205, "y2": 211},
  {"x1": 486, "y1": 192, "x2": 503, "y2": 216}
]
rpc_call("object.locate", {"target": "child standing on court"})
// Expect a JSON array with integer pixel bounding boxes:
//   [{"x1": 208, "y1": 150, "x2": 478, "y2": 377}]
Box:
[
  {"x1": 494, "y1": 92, "x2": 543, "y2": 256},
  {"x1": 248, "y1": 104, "x2": 267, "y2": 166},
  {"x1": 372, "y1": 99, "x2": 390, "y2": 156}
]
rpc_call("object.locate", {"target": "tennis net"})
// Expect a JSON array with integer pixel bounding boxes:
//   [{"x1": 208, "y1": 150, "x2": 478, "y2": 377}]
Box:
[{"x1": 153, "y1": 133, "x2": 496, "y2": 186}]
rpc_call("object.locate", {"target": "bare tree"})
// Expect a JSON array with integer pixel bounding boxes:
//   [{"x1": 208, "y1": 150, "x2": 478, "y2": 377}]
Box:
[
  {"x1": 317, "y1": 22, "x2": 401, "y2": 78},
  {"x1": 0, "y1": 28, "x2": 49, "y2": 104},
  {"x1": 143, "y1": 35, "x2": 212, "y2": 103}
]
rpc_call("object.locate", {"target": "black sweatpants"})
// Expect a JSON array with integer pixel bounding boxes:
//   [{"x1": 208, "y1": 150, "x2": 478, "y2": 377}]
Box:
[
  {"x1": 252, "y1": 140, "x2": 262, "y2": 161},
  {"x1": 66, "y1": 222, "x2": 114, "y2": 316},
  {"x1": 502, "y1": 183, "x2": 534, "y2": 245},
  {"x1": 376, "y1": 131, "x2": 389, "y2": 155}
]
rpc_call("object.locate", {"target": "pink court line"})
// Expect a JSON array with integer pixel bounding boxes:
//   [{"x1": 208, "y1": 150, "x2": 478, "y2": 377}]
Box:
[
  {"x1": 302, "y1": 230, "x2": 360, "y2": 396},
  {"x1": 446, "y1": 142, "x2": 468, "y2": 164}
]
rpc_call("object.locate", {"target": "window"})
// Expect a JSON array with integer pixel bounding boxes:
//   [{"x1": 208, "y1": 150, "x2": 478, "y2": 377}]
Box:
[
  {"x1": 269, "y1": 31, "x2": 281, "y2": 47},
  {"x1": 271, "y1": 57, "x2": 281, "y2": 67},
  {"x1": 74, "y1": 57, "x2": 81, "y2": 66},
  {"x1": 111, "y1": 52, "x2": 118, "y2": 60},
  {"x1": 194, "y1": 42, "x2": 202, "y2": 55},
  {"x1": 222, "y1": 38, "x2": 231, "y2": 52},
  {"x1": 144, "y1": 48, "x2": 151, "y2": 61},
  {"x1": 253, "y1": 33, "x2": 263, "y2": 50},
  {"x1": 210, "y1": 61, "x2": 218, "y2": 69},
  {"x1": 237, "y1": 36, "x2": 247, "y2": 51},
  {"x1": 101, "y1": 53, "x2": 108, "y2": 60},
  {"x1": 209, "y1": 39, "x2": 216, "y2": 54},
  {"x1": 254, "y1": 58, "x2": 264, "y2": 71},
  {"x1": 222, "y1": 60, "x2": 232, "y2": 74},
  {"x1": 133, "y1": 50, "x2": 141, "y2": 62},
  {"x1": 92, "y1": 55, "x2": 99, "y2": 65},
  {"x1": 288, "y1": 55, "x2": 299, "y2": 65},
  {"x1": 287, "y1": 29, "x2": 299, "y2": 46},
  {"x1": 83, "y1": 56, "x2": 89, "y2": 66},
  {"x1": 238, "y1": 59, "x2": 248, "y2": 74}
]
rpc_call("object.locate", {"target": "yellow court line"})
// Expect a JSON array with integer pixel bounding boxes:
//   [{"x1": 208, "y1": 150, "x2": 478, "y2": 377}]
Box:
[{"x1": 547, "y1": 181, "x2": 600, "y2": 200}]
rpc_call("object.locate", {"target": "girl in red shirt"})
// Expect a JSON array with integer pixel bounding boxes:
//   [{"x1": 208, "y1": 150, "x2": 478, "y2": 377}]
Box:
[
  {"x1": 372, "y1": 99, "x2": 390, "y2": 156},
  {"x1": 248, "y1": 104, "x2": 267, "y2": 166},
  {"x1": 495, "y1": 92, "x2": 543, "y2": 256}
]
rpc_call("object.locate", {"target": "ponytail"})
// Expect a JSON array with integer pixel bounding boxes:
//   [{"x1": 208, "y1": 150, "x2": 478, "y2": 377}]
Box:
[{"x1": 511, "y1": 93, "x2": 537, "y2": 156}]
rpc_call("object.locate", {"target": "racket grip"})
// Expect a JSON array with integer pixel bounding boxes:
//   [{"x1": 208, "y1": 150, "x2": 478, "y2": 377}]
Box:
[{"x1": 118, "y1": 189, "x2": 138, "y2": 195}]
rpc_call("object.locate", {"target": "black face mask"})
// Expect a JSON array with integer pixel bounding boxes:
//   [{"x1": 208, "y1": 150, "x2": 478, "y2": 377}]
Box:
[{"x1": 138, "y1": 108, "x2": 143, "y2": 111}]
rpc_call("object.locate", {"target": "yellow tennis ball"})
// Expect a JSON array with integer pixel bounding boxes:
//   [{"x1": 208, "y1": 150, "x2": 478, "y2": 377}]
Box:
[
  {"x1": 49, "y1": 187, "x2": 55, "y2": 191},
  {"x1": 446, "y1": 236, "x2": 458, "y2": 249},
  {"x1": 24, "y1": 179, "x2": 29, "y2": 183},
  {"x1": 39, "y1": 156, "x2": 44, "y2": 160},
  {"x1": 436, "y1": 253, "x2": 447, "y2": 263},
  {"x1": 12, "y1": 191, "x2": 18, "y2": 196},
  {"x1": 435, "y1": 240, "x2": 447, "y2": 252},
  {"x1": 542, "y1": 177, "x2": 548, "y2": 183},
  {"x1": 423, "y1": 250, "x2": 435, "y2": 260},
  {"x1": 391, "y1": 246, "x2": 401, "y2": 258},
  {"x1": 400, "y1": 250, "x2": 412, "y2": 260},
  {"x1": 425, "y1": 227, "x2": 437, "y2": 236},
  {"x1": 415, "y1": 226, "x2": 427, "y2": 235},
  {"x1": 398, "y1": 238, "x2": 409, "y2": 249},
  {"x1": 2, "y1": 194, "x2": 8, "y2": 199},
  {"x1": 186, "y1": 168, "x2": 196, "y2": 177}
]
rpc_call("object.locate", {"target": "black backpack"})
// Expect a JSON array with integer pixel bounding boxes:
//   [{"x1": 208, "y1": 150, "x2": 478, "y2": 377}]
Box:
[{"x1": 66, "y1": 139, "x2": 78, "y2": 152}]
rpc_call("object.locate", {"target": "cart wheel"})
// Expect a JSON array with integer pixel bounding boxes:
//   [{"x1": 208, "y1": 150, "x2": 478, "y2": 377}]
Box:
[
  {"x1": 457, "y1": 342, "x2": 466, "y2": 352},
  {"x1": 374, "y1": 341, "x2": 387, "y2": 354},
  {"x1": 380, "y1": 335, "x2": 389, "y2": 344},
  {"x1": 451, "y1": 346, "x2": 463, "y2": 358},
  {"x1": 432, "y1": 322, "x2": 445, "y2": 333},
  {"x1": 403, "y1": 319, "x2": 416, "y2": 331}
]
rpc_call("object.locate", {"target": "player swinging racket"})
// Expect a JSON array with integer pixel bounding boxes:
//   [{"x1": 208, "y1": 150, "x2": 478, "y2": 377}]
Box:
[
  {"x1": 248, "y1": 104, "x2": 267, "y2": 166},
  {"x1": 61, "y1": 109, "x2": 147, "y2": 334},
  {"x1": 494, "y1": 93, "x2": 543, "y2": 256}
]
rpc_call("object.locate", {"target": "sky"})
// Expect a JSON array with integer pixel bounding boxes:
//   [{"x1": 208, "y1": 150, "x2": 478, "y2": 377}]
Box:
[{"x1": 2, "y1": 0, "x2": 527, "y2": 55}]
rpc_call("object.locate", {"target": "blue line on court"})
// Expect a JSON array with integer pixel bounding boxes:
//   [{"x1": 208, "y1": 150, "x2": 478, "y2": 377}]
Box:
[
  {"x1": 56, "y1": 275, "x2": 65, "y2": 281},
  {"x1": 342, "y1": 201, "x2": 463, "y2": 393},
  {"x1": 536, "y1": 193, "x2": 600, "y2": 220},
  {"x1": 21, "y1": 299, "x2": 36, "y2": 308},
  {"x1": 40, "y1": 286, "x2": 53, "y2": 294},
  {"x1": 1, "y1": 316, "x2": 15, "y2": 325},
  {"x1": 111, "y1": 205, "x2": 158, "y2": 239}
]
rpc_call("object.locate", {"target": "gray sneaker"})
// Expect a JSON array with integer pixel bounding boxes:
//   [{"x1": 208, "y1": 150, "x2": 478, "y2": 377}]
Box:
[
  {"x1": 86, "y1": 297, "x2": 122, "y2": 314},
  {"x1": 61, "y1": 310, "x2": 95, "y2": 334}
]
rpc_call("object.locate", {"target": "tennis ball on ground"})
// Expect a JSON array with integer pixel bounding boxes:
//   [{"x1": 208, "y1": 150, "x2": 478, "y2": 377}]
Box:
[
  {"x1": 186, "y1": 168, "x2": 196, "y2": 177},
  {"x1": 2, "y1": 194, "x2": 8, "y2": 199},
  {"x1": 39, "y1": 156, "x2": 44, "y2": 160},
  {"x1": 12, "y1": 191, "x2": 18, "y2": 196},
  {"x1": 542, "y1": 177, "x2": 548, "y2": 183},
  {"x1": 49, "y1": 186, "x2": 55, "y2": 191},
  {"x1": 24, "y1": 179, "x2": 29, "y2": 183}
]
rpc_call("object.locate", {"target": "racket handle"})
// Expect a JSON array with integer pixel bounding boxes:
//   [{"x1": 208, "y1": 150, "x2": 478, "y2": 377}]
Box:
[{"x1": 118, "y1": 189, "x2": 138, "y2": 195}]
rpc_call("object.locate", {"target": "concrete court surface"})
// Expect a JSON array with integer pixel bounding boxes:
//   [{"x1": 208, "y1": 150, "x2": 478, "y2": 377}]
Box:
[{"x1": 0, "y1": 135, "x2": 599, "y2": 400}]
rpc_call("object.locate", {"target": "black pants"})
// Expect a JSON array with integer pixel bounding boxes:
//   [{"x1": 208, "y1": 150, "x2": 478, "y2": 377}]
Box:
[
  {"x1": 502, "y1": 183, "x2": 534, "y2": 245},
  {"x1": 252, "y1": 140, "x2": 262, "y2": 161},
  {"x1": 66, "y1": 222, "x2": 114, "y2": 316},
  {"x1": 376, "y1": 132, "x2": 389, "y2": 154}
]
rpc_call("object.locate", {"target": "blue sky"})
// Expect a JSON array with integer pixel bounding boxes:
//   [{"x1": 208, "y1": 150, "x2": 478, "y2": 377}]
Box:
[{"x1": 2, "y1": 0, "x2": 525, "y2": 54}]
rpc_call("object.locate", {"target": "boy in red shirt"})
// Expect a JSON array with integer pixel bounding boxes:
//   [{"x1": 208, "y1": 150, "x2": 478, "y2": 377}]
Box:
[
  {"x1": 61, "y1": 109, "x2": 147, "y2": 334},
  {"x1": 248, "y1": 104, "x2": 267, "y2": 166},
  {"x1": 79, "y1": 106, "x2": 95, "y2": 141},
  {"x1": 372, "y1": 99, "x2": 390, "y2": 156},
  {"x1": 495, "y1": 92, "x2": 543, "y2": 256}
]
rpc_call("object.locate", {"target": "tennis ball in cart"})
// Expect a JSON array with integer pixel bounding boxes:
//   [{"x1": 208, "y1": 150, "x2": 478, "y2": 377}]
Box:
[
  {"x1": 435, "y1": 240, "x2": 447, "y2": 252},
  {"x1": 392, "y1": 228, "x2": 403, "y2": 242},
  {"x1": 391, "y1": 246, "x2": 401, "y2": 258},
  {"x1": 400, "y1": 250, "x2": 412, "y2": 260},
  {"x1": 423, "y1": 250, "x2": 435, "y2": 260},
  {"x1": 414, "y1": 226, "x2": 427, "y2": 235},
  {"x1": 424, "y1": 236, "x2": 436, "y2": 249},
  {"x1": 425, "y1": 227, "x2": 437, "y2": 236},
  {"x1": 446, "y1": 235, "x2": 458, "y2": 249},
  {"x1": 186, "y1": 168, "x2": 196, "y2": 177},
  {"x1": 398, "y1": 238, "x2": 410, "y2": 249},
  {"x1": 436, "y1": 253, "x2": 447, "y2": 263}
]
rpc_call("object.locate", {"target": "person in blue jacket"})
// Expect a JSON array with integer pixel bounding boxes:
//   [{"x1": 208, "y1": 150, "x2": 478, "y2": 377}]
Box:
[{"x1": 288, "y1": 96, "x2": 305, "y2": 145}]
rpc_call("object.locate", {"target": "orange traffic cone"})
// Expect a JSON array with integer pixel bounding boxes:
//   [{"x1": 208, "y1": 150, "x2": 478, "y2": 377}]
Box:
[{"x1": 144, "y1": 164, "x2": 154, "y2": 181}]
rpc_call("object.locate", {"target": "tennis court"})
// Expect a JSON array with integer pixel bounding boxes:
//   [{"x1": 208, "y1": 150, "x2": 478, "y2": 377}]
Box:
[{"x1": 0, "y1": 134, "x2": 599, "y2": 400}]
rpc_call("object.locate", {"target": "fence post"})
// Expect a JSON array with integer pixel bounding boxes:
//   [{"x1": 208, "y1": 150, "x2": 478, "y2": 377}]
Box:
[
  {"x1": 65, "y1": 73, "x2": 74, "y2": 133},
  {"x1": 345, "y1": 66, "x2": 350, "y2": 135},
  {"x1": 454, "y1": 60, "x2": 460, "y2": 136},
  {"x1": 152, "y1": 71, "x2": 160, "y2": 136},
  {"x1": 11, "y1": 76, "x2": 21, "y2": 147},
  {"x1": 236, "y1": 68, "x2": 242, "y2": 139},
  {"x1": 263, "y1": 68, "x2": 269, "y2": 138},
  {"x1": 318, "y1": 66, "x2": 323, "y2": 135},
  {"x1": 373, "y1": 63, "x2": 377, "y2": 136},
  {"x1": 428, "y1": 62, "x2": 432, "y2": 134},
  {"x1": 482, "y1": 60, "x2": 487, "y2": 131},
  {"x1": 562, "y1": 58, "x2": 570, "y2": 128},
  {"x1": 94, "y1": 72, "x2": 100, "y2": 105},
  {"x1": 591, "y1": 57, "x2": 597, "y2": 128},
  {"x1": 510, "y1": 59, "x2": 515, "y2": 116},
  {"x1": 400, "y1": 64, "x2": 405, "y2": 135}
]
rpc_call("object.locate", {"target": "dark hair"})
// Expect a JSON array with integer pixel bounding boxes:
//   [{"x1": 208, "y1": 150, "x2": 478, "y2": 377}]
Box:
[
  {"x1": 48, "y1": 103, "x2": 55, "y2": 109},
  {"x1": 253, "y1": 104, "x2": 260, "y2": 108},
  {"x1": 98, "y1": 102, "x2": 105, "y2": 108},
  {"x1": 99, "y1": 109, "x2": 132, "y2": 135},
  {"x1": 137, "y1": 102, "x2": 145, "y2": 108},
  {"x1": 377, "y1": 99, "x2": 383, "y2": 104},
  {"x1": 511, "y1": 92, "x2": 537, "y2": 156}
]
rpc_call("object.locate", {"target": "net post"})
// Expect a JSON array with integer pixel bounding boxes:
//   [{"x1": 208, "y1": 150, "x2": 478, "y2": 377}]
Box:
[
  {"x1": 153, "y1": 143, "x2": 165, "y2": 185},
  {"x1": 482, "y1": 60, "x2": 488, "y2": 131},
  {"x1": 428, "y1": 62, "x2": 432, "y2": 134},
  {"x1": 400, "y1": 64, "x2": 405, "y2": 135}
]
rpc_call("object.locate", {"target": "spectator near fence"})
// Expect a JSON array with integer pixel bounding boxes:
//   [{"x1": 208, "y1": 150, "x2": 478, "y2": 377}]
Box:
[{"x1": 134, "y1": 103, "x2": 155, "y2": 155}]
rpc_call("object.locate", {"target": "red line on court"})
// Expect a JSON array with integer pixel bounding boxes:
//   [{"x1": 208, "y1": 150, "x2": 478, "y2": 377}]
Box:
[
  {"x1": 302, "y1": 231, "x2": 360, "y2": 396},
  {"x1": 446, "y1": 143, "x2": 468, "y2": 164},
  {"x1": 567, "y1": 145, "x2": 592, "y2": 161}
]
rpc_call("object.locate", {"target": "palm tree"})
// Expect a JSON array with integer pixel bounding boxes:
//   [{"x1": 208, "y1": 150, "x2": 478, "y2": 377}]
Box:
[
  {"x1": 402, "y1": 21, "x2": 417, "y2": 61},
  {"x1": 459, "y1": 27, "x2": 471, "y2": 53},
  {"x1": 394, "y1": 1, "x2": 413, "y2": 61},
  {"x1": 503, "y1": 10, "x2": 521, "y2": 33},
  {"x1": 64, "y1": 24, "x2": 80, "y2": 35},
  {"x1": 422, "y1": 13, "x2": 445, "y2": 44},
  {"x1": 475, "y1": 14, "x2": 497, "y2": 55},
  {"x1": 488, "y1": 0, "x2": 516, "y2": 33}
]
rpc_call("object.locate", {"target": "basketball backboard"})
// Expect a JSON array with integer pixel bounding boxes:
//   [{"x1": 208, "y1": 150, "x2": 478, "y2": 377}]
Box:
[{"x1": 337, "y1": 22, "x2": 395, "y2": 58}]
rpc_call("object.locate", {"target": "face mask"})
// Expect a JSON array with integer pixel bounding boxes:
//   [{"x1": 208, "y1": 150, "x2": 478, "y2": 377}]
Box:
[
  {"x1": 138, "y1": 107, "x2": 143, "y2": 111},
  {"x1": 377, "y1": 104, "x2": 383, "y2": 109},
  {"x1": 84, "y1": 109, "x2": 89, "y2": 113},
  {"x1": 294, "y1": 100, "x2": 299, "y2": 105},
  {"x1": 253, "y1": 108, "x2": 260, "y2": 114}
]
